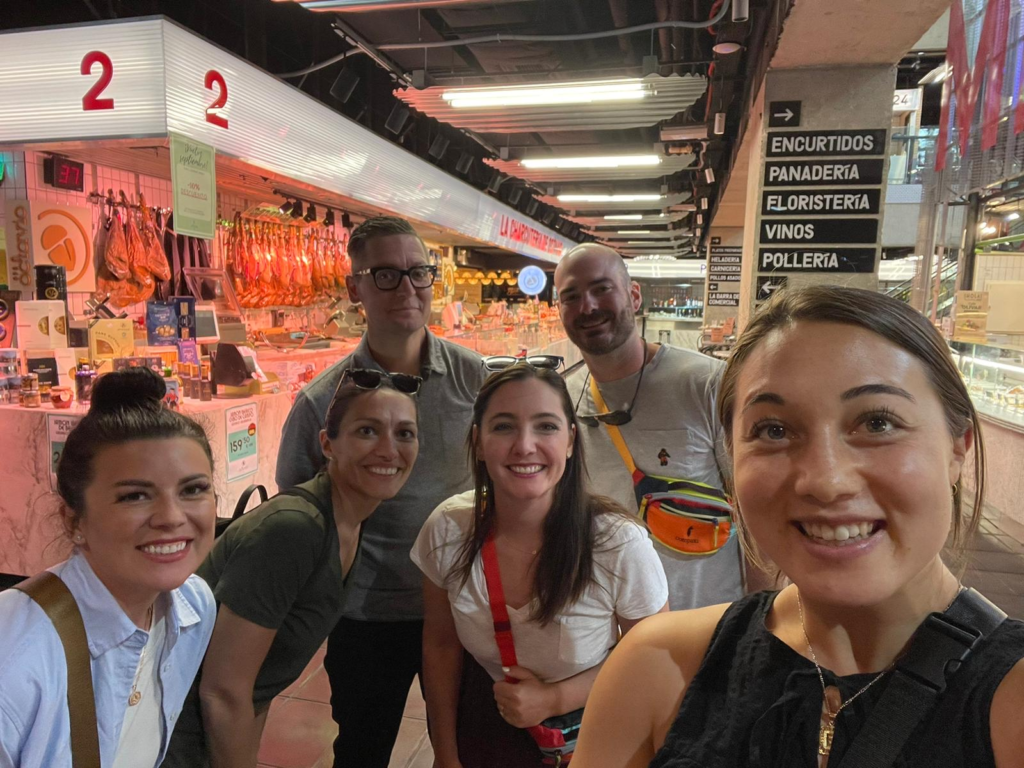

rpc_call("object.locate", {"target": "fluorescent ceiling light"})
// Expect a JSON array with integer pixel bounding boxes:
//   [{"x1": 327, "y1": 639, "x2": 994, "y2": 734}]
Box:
[
  {"x1": 1007, "y1": 213, "x2": 1021, "y2": 221},
  {"x1": 713, "y1": 42, "x2": 743, "y2": 55},
  {"x1": 618, "y1": 230, "x2": 651, "y2": 234},
  {"x1": 521, "y1": 154, "x2": 661, "y2": 169},
  {"x1": 919, "y1": 62, "x2": 951, "y2": 86},
  {"x1": 558, "y1": 194, "x2": 663, "y2": 202},
  {"x1": 442, "y1": 79, "x2": 649, "y2": 109},
  {"x1": 604, "y1": 214, "x2": 643, "y2": 220}
]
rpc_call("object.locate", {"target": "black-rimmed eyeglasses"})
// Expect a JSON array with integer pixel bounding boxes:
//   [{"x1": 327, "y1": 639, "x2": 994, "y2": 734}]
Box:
[
  {"x1": 482, "y1": 355, "x2": 564, "y2": 372},
  {"x1": 338, "y1": 368, "x2": 423, "y2": 395},
  {"x1": 352, "y1": 265, "x2": 437, "y2": 291}
]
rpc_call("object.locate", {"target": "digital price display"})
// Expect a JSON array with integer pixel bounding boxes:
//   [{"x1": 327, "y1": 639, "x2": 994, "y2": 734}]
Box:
[{"x1": 43, "y1": 155, "x2": 85, "y2": 192}]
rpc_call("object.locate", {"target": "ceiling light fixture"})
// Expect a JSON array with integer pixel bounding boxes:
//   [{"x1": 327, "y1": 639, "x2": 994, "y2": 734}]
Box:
[
  {"x1": 712, "y1": 42, "x2": 744, "y2": 55},
  {"x1": 700, "y1": 198, "x2": 709, "y2": 210},
  {"x1": 521, "y1": 154, "x2": 662, "y2": 169},
  {"x1": 604, "y1": 214, "x2": 644, "y2": 220},
  {"x1": 714, "y1": 113, "x2": 726, "y2": 135},
  {"x1": 1007, "y1": 212, "x2": 1021, "y2": 221},
  {"x1": 442, "y1": 78, "x2": 650, "y2": 109},
  {"x1": 558, "y1": 193, "x2": 663, "y2": 202},
  {"x1": 919, "y1": 62, "x2": 952, "y2": 86},
  {"x1": 618, "y1": 230, "x2": 652, "y2": 234},
  {"x1": 705, "y1": 168, "x2": 715, "y2": 184}
]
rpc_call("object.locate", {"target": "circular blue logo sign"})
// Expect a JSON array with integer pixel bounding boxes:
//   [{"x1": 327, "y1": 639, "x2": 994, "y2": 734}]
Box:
[{"x1": 517, "y1": 266, "x2": 547, "y2": 296}]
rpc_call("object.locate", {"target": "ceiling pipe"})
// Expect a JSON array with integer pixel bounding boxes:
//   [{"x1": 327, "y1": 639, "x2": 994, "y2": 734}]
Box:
[
  {"x1": 607, "y1": 0, "x2": 638, "y2": 66},
  {"x1": 286, "y1": 0, "x2": 523, "y2": 10}
]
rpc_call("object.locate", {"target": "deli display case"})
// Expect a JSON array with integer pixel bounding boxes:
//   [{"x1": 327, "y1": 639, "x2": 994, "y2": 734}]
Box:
[{"x1": 951, "y1": 340, "x2": 1024, "y2": 431}]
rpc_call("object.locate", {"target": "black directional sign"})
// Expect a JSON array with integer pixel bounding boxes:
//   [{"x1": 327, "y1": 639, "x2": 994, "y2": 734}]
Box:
[
  {"x1": 766, "y1": 129, "x2": 888, "y2": 158},
  {"x1": 758, "y1": 247, "x2": 877, "y2": 273},
  {"x1": 760, "y1": 219, "x2": 879, "y2": 245},
  {"x1": 768, "y1": 101, "x2": 802, "y2": 128},
  {"x1": 763, "y1": 159, "x2": 884, "y2": 187},
  {"x1": 708, "y1": 291, "x2": 740, "y2": 307},
  {"x1": 761, "y1": 188, "x2": 882, "y2": 216},
  {"x1": 756, "y1": 275, "x2": 788, "y2": 302}
]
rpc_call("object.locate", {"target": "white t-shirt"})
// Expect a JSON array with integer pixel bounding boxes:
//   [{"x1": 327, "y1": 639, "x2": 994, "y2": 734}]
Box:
[
  {"x1": 411, "y1": 491, "x2": 668, "y2": 684},
  {"x1": 113, "y1": 610, "x2": 166, "y2": 768}
]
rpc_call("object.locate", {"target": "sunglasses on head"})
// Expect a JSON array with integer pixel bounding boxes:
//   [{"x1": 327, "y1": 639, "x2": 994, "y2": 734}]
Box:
[
  {"x1": 482, "y1": 355, "x2": 564, "y2": 372},
  {"x1": 338, "y1": 368, "x2": 423, "y2": 395}
]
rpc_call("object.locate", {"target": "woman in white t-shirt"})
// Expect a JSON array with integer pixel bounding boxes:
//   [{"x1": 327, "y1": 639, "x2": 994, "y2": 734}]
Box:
[{"x1": 412, "y1": 360, "x2": 668, "y2": 768}]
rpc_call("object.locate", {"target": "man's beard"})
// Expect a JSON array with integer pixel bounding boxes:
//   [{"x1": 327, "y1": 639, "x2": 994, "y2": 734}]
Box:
[{"x1": 568, "y1": 306, "x2": 635, "y2": 356}]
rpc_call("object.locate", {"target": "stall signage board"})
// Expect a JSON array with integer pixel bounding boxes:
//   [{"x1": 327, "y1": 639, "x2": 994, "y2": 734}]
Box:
[
  {"x1": 707, "y1": 291, "x2": 740, "y2": 307},
  {"x1": 768, "y1": 101, "x2": 802, "y2": 127},
  {"x1": 708, "y1": 247, "x2": 743, "y2": 283},
  {"x1": 170, "y1": 133, "x2": 216, "y2": 240},
  {"x1": 761, "y1": 189, "x2": 881, "y2": 216},
  {"x1": 0, "y1": 19, "x2": 570, "y2": 263},
  {"x1": 225, "y1": 402, "x2": 259, "y2": 482},
  {"x1": 765, "y1": 130, "x2": 887, "y2": 158},
  {"x1": 758, "y1": 247, "x2": 877, "y2": 273},
  {"x1": 893, "y1": 89, "x2": 922, "y2": 113},
  {"x1": 3, "y1": 200, "x2": 97, "y2": 293},
  {"x1": 759, "y1": 219, "x2": 879, "y2": 245},
  {"x1": 763, "y1": 159, "x2": 884, "y2": 187},
  {"x1": 48, "y1": 413, "x2": 84, "y2": 490},
  {"x1": 756, "y1": 275, "x2": 788, "y2": 302}
]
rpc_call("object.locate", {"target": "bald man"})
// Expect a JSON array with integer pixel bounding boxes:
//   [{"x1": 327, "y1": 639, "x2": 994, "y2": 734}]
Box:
[{"x1": 555, "y1": 244, "x2": 744, "y2": 610}]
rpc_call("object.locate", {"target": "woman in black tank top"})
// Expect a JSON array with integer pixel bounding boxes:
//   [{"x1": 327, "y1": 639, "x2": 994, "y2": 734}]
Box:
[{"x1": 570, "y1": 287, "x2": 1024, "y2": 768}]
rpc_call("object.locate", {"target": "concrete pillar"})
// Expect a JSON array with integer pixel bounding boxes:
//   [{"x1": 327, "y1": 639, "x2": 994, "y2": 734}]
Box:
[{"x1": 737, "y1": 66, "x2": 895, "y2": 324}]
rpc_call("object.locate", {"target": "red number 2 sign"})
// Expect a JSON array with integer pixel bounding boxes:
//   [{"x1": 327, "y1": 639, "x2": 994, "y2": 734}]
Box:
[
  {"x1": 205, "y1": 70, "x2": 229, "y2": 129},
  {"x1": 81, "y1": 51, "x2": 114, "y2": 111}
]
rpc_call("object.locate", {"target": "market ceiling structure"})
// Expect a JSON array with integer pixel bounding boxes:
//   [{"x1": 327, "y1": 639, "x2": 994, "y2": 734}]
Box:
[{"x1": 271, "y1": 0, "x2": 780, "y2": 258}]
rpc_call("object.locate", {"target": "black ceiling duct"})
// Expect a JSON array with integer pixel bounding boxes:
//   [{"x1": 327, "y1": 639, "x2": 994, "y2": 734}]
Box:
[
  {"x1": 428, "y1": 134, "x2": 450, "y2": 160},
  {"x1": 385, "y1": 103, "x2": 410, "y2": 135},
  {"x1": 330, "y1": 68, "x2": 360, "y2": 104}
]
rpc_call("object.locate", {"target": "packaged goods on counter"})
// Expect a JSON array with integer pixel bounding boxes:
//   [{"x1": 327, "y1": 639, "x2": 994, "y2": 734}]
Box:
[
  {"x1": 15, "y1": 300, "x2": 68, "y2": 350},
  {"x1": 89, "y1": 318, "x2": 134, "y2": 360},
  {"x1": 146, "y1": 300, "x2": 179, "y2": 345}
]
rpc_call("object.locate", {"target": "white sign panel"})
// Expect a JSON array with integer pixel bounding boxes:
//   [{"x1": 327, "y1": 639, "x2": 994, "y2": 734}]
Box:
[
  {"x1": 48, "y1": 413, "x2": 84, "y2": 491},
  {"x1": 225, "y1": 402, "x2": 259, "y2": 482},
  {"x1": 0, "y1": 19, "x2": 571, "y2": 263},
  {"x1": 893, "y1": 89, "x2": 922, "y2": 113}
]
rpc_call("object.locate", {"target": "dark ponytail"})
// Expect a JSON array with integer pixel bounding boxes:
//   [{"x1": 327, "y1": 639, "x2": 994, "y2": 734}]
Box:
[{"x1": 57, "y1": 368, "x2": 214, "y2": 528}]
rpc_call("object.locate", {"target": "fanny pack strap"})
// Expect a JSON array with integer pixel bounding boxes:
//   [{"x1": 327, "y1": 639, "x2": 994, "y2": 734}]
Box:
[
  {"x1": 14, "y1": 572, "x2": 101, "y2": 768},
  {"x1": 588, "y1": 376, "x2": 645, "y2": 486},
  {"x1": 481, "y1": 534, "x2": 520, "y2": 678}
]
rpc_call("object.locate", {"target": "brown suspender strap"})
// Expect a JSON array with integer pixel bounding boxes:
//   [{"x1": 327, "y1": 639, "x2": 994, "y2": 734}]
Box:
[{"x1": 14, "y1": 572, "x2": 102, "y2": 768}]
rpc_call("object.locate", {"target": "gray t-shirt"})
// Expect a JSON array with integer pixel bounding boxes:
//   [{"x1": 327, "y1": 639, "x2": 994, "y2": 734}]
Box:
[
  {"x1": 276, "y1": 331, "x2": 486, "y2": 621},
  {"x1": 566, "y1": 344, "x2": 745, "y2": 611}
]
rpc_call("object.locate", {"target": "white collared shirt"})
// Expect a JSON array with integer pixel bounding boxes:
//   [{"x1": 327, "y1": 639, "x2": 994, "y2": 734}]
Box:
[{"x1": 0, "y1": 552, "x2": 215, "y2": 768}]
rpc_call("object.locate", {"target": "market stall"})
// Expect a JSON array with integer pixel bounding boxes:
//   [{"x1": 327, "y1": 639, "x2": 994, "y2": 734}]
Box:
[{"x1": 0, "y1": 17, "x2": 576, "y2": 576}]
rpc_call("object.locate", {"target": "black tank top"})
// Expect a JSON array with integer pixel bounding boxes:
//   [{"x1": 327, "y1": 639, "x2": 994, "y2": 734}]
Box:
[{"x1": 650, "y1": 591, "x2": 1024, "y2": 768}]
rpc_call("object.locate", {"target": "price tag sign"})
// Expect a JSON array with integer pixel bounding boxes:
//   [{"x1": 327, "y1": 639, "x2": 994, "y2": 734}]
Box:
[{"x1": 226, "y1": 402, "x2": 259, "y2": 481}]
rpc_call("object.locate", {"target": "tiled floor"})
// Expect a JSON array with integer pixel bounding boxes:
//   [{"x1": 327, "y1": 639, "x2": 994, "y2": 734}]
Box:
[{"x1": 256, "y1": 507, "x2": 1024, "y2": 768}]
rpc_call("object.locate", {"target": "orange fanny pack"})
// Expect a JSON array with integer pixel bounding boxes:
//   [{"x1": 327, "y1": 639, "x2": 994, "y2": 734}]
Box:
[{"x1": 589, "y1": 377, "x2": 734, "y2": 557}]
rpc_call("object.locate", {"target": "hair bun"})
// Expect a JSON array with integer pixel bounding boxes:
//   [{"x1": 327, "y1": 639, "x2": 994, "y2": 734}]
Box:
[{"x1": 89, "y1": 367, "x2": 167, "y2": 415}]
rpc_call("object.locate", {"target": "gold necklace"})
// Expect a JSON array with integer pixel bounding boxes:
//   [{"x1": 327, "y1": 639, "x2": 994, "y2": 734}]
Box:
[
  {"x1": 128, "y1": 604, "x2": 156, "y2": 707},
  {"x1": 795, "y1": 585, "x2": 964, "y2": 757}
]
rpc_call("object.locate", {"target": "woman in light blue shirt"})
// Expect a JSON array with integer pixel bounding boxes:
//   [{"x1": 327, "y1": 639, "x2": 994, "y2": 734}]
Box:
[{"x1": 0, "y1": 367, "x2": 218, "y2": 768}]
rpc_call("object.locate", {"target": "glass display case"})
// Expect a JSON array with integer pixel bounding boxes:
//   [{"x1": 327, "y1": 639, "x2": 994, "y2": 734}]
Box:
[{"x1": 950, "y1": 340, "x2": 1024, "y2": 431}]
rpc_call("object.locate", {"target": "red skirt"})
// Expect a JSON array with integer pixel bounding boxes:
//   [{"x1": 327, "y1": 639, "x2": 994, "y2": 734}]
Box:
[{"x1": 456, "y1": 653, "x2": 546, "y2": 768}]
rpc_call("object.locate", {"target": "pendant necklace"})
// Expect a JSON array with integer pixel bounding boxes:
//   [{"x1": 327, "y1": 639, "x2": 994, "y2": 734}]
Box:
[
  {"x1": 128, "y1": 604, "x2": 155, "y2": 707},
  {"x1": 796, "y1": 585, "x2": 963, "y2": 757}
]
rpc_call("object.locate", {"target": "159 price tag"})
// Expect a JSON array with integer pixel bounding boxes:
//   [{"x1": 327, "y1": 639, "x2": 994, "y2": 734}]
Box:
[{"x1": 226, "y1": 403, "x2": 258, "y2": 481}]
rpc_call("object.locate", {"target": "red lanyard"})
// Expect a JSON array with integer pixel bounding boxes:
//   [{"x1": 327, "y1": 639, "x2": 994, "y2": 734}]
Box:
[{"x1": 481, "y1": 533, "x2": 520, "y2": 682}]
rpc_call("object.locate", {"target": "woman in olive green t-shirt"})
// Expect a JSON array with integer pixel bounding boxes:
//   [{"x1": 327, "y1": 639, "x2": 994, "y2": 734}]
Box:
[{"x1": 165, "y1": 370, "x2": 422, "y2": 768}]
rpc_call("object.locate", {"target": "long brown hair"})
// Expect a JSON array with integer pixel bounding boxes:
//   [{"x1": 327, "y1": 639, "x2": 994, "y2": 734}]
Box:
[
  {"x1": 450, "y1": 364, "x2": 623, "y2": 625},
  {"x1": 717, "y1": 285, "x2": 985, "y2": 573}
]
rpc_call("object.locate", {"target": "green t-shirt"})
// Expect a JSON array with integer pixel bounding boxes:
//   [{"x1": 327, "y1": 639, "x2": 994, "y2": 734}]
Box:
[{"x1": 199, "y1": 471, "x2": 357, "y2": 707}]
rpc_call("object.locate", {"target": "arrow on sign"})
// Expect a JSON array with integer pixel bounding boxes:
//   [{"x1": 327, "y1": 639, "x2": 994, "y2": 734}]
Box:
[{"x1": 774, "y1": 108, "x2": 794, "y2": 123}]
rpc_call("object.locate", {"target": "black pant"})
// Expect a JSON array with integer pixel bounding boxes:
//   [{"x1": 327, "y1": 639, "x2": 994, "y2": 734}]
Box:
[{"x1": 325, "y1": 617, "x2": 424, "y2": 768}]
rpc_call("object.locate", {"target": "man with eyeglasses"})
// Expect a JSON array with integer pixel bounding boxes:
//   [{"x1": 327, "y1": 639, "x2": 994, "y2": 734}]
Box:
[
  {"x1": 276, "y1": 215, "x2": 485, "y2": 768},
  {"x1": 553, "y1": 243, "x2": 744, "y2": 611}
]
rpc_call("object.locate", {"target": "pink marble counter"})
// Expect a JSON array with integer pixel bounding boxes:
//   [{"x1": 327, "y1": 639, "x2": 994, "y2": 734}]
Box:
[
  {"x1": 0, "y1": 391, "x2": 292, "y2": 576},
  {"x1": 255, "y1": 340, "x2": 358, "y2": 398}
]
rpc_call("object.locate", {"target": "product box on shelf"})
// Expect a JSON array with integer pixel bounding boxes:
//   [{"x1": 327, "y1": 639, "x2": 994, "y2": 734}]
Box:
[
  {"x1": 89, "y1": 318, "x2": 135, "y2": 360},
  {"x1": 174, "y1": 297, "x2": 197, "y2": 341},
  {"x1": 15, "y1": 300, "x2": 68, "y2": 349},
  {"x1": 146, "y1": 301, "x2": 179, "y2": 346},
  {"x1": 25, "y1": 351, "x2": 59, "y2": 386}
]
